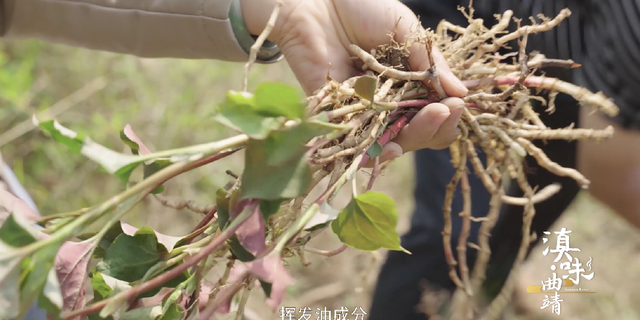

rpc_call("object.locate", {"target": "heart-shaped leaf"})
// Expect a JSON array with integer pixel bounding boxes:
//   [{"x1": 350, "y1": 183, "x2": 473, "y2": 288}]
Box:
[
  {"x1": 96, "y1": 227, "x2": 168, "y2": 282},
  {"x1": 331, "y1": 191, "x2": 409, "y2": 253}
]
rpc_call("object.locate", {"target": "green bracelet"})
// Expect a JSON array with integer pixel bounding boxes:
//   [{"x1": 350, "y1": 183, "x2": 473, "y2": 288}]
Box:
[{"x1": 229, "y1": 0, "x2": 283, "y2": 63}]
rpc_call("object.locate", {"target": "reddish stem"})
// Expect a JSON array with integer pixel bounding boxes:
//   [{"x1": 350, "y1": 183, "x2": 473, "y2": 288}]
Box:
[
  {"x1": 366, "y1": 157, "x2": 380, "y2": 191},
  {"x1": 193, "y1": 206, "x2": 217, "y2": 231},
  {"x1": 358, "y1": 113, "x2": 416, "y2": 168},
  {"x1": 396, "y1": 99, "x2": 435, "y2": 108},
  {"x1": 152, "y1": 148, "x2": 241, "y2": 190},
  {"x1": 61, "y1": 211, "x2": 252, "y2": 320},
  {"x1": 198, "y1": 273, "x2": 249, "y2": 319}
]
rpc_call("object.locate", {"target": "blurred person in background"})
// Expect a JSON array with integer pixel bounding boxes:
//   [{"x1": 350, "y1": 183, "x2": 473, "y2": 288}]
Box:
[{"x1": 369, "y1": 0, "x2": 640, "y2": 319}]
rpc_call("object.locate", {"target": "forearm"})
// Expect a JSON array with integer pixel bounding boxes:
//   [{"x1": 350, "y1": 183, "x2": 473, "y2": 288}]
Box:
[{"x1": 0, "y1": 0, "x2": 282, "y2": 62}]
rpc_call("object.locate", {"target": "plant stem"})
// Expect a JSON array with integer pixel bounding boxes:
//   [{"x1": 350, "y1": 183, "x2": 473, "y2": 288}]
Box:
[
  {"x1": 10, "y1": 150, "x2": 237, "y2": 259},
  {"x1": 134, "y1": 135, "x2": 247, "y2": 164},
  {"x1": 274, "y1": 203, "x2": 320, "y2": 253},
  {"x1": 61, "y1": 206, "x2": 254, "y2": 320},
  {"x1": 38, "y1": 207, "x2": 90, "y2": 224}
]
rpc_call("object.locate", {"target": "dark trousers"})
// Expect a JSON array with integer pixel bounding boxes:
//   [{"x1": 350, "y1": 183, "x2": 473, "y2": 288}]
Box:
[{"x1": 368, "y1": 2, "x2": 582, "y2": 319}]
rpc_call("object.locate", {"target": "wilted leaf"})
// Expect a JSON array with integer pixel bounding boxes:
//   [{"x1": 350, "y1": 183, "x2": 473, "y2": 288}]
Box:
[
  {"x1": 304, "y1": 201, "x2": 340, "y2": 231},
  {"x1": 253, "y1": 82, "x2": 305, "y2": 120},
  {"x1": 0, "y1": 188, "x2": 41, "y2": 223},
  {"x1": 120, "y1": 124, "x2": 152, "y2": 155},
  {"x1": 96, "y1": 227, "x2": 167, "y2": 282},
  {"x1": 120, "y1": 124, "x2": 170, "y2": 193},
  {"x1": 55, "y1": 238, "x2": 96, "y2": 312},
  {"x1": 241, "y1": 123, "x2": 331, "y2": 200},
  {"x1": 232, "y1": 253, "x2": 294, "y2": 309},
  {"x1": 366, "y1": 141, "x2": 383, "y2": 159},
  {"x1": 213, "y1": 91, "x2": 283, "y2": 140},
  {"x1": 354, "y1": 75, "x2": 378, "y2": 102},
  {"x1": 234, "y1": 204, "x2": 266, "y2": 257},
  {"x1": 331, "y1": 191, "x2": 409, "y2": 253}
]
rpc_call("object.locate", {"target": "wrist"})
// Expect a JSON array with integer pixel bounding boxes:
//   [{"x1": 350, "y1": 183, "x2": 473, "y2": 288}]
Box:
[
  {"x1": 241, "y1": 0, "x2": 276, "y2": 38},
  {"x1": 230, "y1": 0, "x2": 283, "y2": 63}
]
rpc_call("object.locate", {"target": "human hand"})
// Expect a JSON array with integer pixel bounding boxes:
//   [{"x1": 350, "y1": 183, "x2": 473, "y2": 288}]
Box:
[{"x1": 241, "y1": 0, "x2": 468, "y2": 159}]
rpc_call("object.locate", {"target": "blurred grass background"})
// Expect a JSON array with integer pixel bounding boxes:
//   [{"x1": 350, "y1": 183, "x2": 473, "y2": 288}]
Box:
[{"x1": 1, "y1": 39, "x2": 639, "y2": 320}]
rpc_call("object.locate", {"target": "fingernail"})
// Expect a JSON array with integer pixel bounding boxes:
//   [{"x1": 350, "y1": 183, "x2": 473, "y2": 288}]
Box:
[
  {"x1": 454, "y1": 78, "x2": 468, "y2": 95},
  {"x1": 428, "y1": 111, "x2": 449, "y2": 127}
]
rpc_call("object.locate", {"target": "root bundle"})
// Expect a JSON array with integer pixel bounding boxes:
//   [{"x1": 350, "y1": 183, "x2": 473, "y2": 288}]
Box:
[{"x1": 302, "y1": 6, "x2": 617, "y2": 320}]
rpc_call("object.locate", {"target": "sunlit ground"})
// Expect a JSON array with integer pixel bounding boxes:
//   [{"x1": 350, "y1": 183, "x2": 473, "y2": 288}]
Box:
[{"x1": 2, "y1": 40, "x2": 638, "y2": 320}]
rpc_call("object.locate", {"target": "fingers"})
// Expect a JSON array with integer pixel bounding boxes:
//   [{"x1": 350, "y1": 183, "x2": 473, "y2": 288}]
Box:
[
  {"x1": 391, "y1": 102, "x2": 451, "y2": 154},
  {"x1": 424, "y1": 97, "x2": 465, "y2": 149},
  {"x1": 431, "y1": 48, "x2": 469, "y2": 97},
  {"x1": 363, "y1": 97, "x2": 465, "y2": 167}
]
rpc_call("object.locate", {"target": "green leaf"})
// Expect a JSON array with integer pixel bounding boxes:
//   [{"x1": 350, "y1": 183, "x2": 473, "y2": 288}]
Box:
[
  {"x1": 36, "y1": 268, "x2": 64, "y2": 315},
  {"x1": 161, "y1": 273, "x2": 193, "y2": 314},
  {"x1": 366, "y1": 141, "x2": 383, "y2": 159},
  {"x1": 91, "y1": 272, "x2": 115, "y2": 302},
  {"x1": 215, "y1": 188, "x2": 231, "y2": 230},
  {"x1": 240, "y1": 123, "x2": 331, "y2": 200},
  {"x1": 121, "y1": 306, "x2": 162, "y2": 320},
  {"x1": 36, "y1": 119, "x2": 141, "y2": 182},
  {"x1": 331, "y1": 191, "x2": 409, "y2": 253},
  {"x1": 354, "y1": 75, "x2": 378, "y2": 102},
  {"x1": 0, "y1": 243, "x2": 22, "y2": 320},
  {"x1": 19, "y1": 244, "x2": 62, "y2": 318},
  {"x1": 259, "y1": 199, "x2": 283, "y2": 221},
  {"x1": 229, "y1": 237, "x2": 255, "y2": 262},
  {"x1": 0, "y1": 212, "x2": 39, "y2": 247},
  {"x1": 213, "y1": 91, "x2": 284, "y2": 139},
  {"x1": 89, "y1": 272, "x2": 131, "y2": 320},
  {"x1": 36, "y1": 117, "x2": 85, "y2": 153},
  {"x1": 96, "y1": 227, "x2": 167, "y2": 282},
  {"x1": 253, "y1": 82, "x2": 305, "y2": 119},
  {"x1": 159, "y1": 304, "x2": 184, "y2": 320}
]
